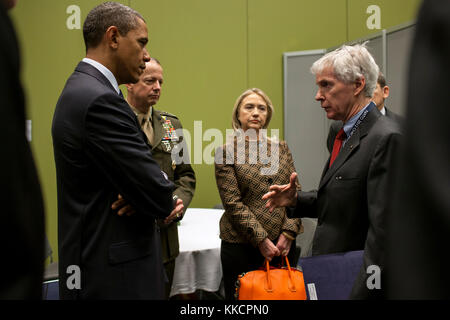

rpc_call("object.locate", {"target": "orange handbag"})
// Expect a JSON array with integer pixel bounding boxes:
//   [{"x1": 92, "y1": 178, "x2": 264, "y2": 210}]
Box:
[{"x1": 235, "y1": 256, "x2": 307, "y2": 300}]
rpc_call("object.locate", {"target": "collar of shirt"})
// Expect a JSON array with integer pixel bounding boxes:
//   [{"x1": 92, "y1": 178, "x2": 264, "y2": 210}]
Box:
[
  {"x1": 128, "y1": 103, "x2": 153, "y2": 123},
  {"x1": 379, "y1": 106, "x2": 386, "y2": 115},
  {"x1": 82, "y1": 58, "x2": 120, "y2": 95},
  {"x1": 342, "y1": 101, "x2": 373, "y2": 144}
]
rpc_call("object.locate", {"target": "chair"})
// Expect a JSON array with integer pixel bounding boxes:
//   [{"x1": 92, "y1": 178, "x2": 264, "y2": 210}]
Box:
[
  {"x1": 42, "y1": 280, "x2": 59, "y2": 300},
  {"x1": 298, "y1": 250, "x2": 363, "y2": 300}
]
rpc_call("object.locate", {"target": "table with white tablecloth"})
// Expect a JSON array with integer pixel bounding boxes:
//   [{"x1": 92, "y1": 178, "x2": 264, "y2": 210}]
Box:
[{"x1": 169, "y1": 208, "x2": 224, "y2": 297}]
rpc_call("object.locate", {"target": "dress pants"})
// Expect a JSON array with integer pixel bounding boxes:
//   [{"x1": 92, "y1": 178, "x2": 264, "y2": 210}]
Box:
[{"x1": 164, "y1": 259, "x2": 176, "y2": 299}]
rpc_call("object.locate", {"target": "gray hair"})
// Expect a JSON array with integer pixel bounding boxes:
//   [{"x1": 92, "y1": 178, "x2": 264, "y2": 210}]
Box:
[
  {"x1": 83, "y1": 2, "x2": 145, "y2": 50},
  {"x1": 310, "y1": 43, "x2": 379, "y2": 97}
]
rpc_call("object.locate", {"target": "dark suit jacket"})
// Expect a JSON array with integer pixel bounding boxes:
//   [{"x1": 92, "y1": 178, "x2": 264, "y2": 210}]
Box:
[
  {"x1": 0, "y1": 5, "x2": 45, "y2": 299},
  {"x1": 326, "y1": 106, "x2": 402, "y2": 153},
  {"x1": 52, "y1": 61, "x2": 175, "y2": 299},
  {"x1": 384, "y1": 107, "x2": 403, "y2": 126},
  {"x1": 151, "y1": 109, "x2": 196, "y2": 264},
  {"x1": 291, "y1": 105, "x2": 402, "y2": 299},
  {"x1": 388, "y1": 0, "x2": 450, "y2": 299}
]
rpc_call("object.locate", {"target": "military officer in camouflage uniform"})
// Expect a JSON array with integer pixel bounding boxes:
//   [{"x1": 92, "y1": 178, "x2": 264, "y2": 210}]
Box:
[{"x1": 124, "y1": 58, "x2": 196, "y2": 298}]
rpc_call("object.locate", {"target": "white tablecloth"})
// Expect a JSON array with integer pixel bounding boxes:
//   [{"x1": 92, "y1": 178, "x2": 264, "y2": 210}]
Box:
[{"x1": 169, "y1": 208, "x2": 224, "y2": 297}]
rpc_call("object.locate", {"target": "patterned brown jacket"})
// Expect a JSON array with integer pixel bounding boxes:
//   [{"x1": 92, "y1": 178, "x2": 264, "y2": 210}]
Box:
[{"x1": 214, "y1": 137, "x2": 302, "y2": 247}]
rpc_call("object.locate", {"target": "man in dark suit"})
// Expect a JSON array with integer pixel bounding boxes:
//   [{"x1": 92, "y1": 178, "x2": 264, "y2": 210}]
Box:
[
  {"x1": 0, "y1": 0, "x2": 45, "y2": 299},
  {"x1": 125, "y1": 58, "x2": 196, "y2": 298},
  {"x1": 52, "y1": 2, "x2": 174, "y2": 299},
  {"x1": 263, "y1": 44, "x2": 402, "y2": 299},
  {"x1": 388, "y1": 0, "x2": 450, "y2": 299},
  {"x1": 373, "y1": 73, "x2": 403, "y2": 124},
  {"x1": 326, "y1": 72, "x2": 402, "y2": 152}
]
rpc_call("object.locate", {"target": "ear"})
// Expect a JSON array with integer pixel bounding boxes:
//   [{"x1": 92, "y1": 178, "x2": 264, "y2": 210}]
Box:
[
  {"x1": 125, "y1": 83, "x2": 133, "y2": 92},
  {"x1": 105, "y1": 26, "x2": 120, "y2": 49},
  {"x1": 383, "y1": 85, "x2": 390, "y2": 99},
  {"x1": 354, "y1": 76, "x2": 366, "y2": 96}
]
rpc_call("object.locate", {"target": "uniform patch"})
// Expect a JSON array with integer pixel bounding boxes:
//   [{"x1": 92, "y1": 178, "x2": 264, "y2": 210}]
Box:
[{"x1": 160, "y1": 115, "x2": 179, "y2": 152}]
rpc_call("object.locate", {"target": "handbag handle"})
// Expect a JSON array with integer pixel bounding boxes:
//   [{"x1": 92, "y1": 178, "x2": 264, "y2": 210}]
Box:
[
  {"x1": 264, "y1": 259, "x2": 273, "y2": 292},
  {"x1": 284, "y1": 256, "x2": 297, "y2": 292},
  {"x1": 264, "y1": 256, "x2": 297, "y2": 292}
]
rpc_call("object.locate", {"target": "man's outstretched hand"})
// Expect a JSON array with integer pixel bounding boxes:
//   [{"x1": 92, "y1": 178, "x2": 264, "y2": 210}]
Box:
[{"x1": 262, "y1": 172, "x2": 298, "y2": 212}]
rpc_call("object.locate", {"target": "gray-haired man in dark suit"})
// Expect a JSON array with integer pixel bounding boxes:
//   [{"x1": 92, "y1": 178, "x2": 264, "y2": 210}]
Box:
[
  {"x1": 263, "y1": 44, "x2": 402, "y2": 299},
  {"x1": 326, "y1": 72, "x2": 402, "y2": 152}
]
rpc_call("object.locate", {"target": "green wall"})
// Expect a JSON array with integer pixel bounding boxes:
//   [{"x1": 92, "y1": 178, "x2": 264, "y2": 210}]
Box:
[{"x1": 10, "y1": 0, "x2": 422, "y2": 262}]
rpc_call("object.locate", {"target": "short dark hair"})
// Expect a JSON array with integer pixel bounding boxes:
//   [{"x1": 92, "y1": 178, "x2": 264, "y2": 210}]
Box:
[
  {"x1": 83, "y1": 2, "x2": 145, "y2": 50},
  {"x1": 377, "y1": 72, "x2": 387, "y2": 88}
]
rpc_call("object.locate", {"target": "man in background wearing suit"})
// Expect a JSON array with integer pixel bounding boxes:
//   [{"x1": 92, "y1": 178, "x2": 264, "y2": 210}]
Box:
[
  {"x1": 372, "y1": 73, "x2": 402, "y2": 124},
  {"x1": 327, "y1": 72, "x2": 402, "y2": 152},
  {"x1": 125, "y1": 58, "x2": 196, "y2": 298},
  {"x1": 52, "y1": 2, "x2": 175, "y2": 299},
  {"x1": 263, "y1": 44, "x2": 402, "y2": 299},
  {"x1": 0, "y1": 0, "x2": 45, "y2": 299}
]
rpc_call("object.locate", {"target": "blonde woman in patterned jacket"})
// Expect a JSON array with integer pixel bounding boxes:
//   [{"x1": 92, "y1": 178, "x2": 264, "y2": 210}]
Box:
[{"x1": 214, "y1": 88, "x2": 302, "y2": 300}]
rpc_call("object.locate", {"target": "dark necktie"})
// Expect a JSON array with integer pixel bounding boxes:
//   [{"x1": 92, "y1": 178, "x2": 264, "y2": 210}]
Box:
[
  {"x1": 329, "y1": 128, "x2": 347, "y2": 167},
  {"x1": 118, "y1": 90, "x2": 124, "y2": 99}
]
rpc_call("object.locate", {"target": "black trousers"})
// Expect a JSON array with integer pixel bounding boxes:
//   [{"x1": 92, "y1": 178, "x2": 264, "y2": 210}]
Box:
[
  {"x1": 164, "y1": 259, "x2": 176, "y2": 299},
  {"x1": 221, "y1": 239, "x2": 299, "y2": 300}
]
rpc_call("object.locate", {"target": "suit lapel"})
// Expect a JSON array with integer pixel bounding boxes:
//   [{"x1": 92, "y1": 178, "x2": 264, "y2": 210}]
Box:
[
  {"x1": 385, "y1": 107, "x2": 397, "y2": 121},
  {"x1": 319, "y1": 108, "x2": 381, "y2": 189},
  {"x1": 75, "y1": 61, "x2": 117, "y2": 94},
  {"x1": 319, "y1": 132, "x2": 361, "y2": 189},
  {"x1": 385, "y1": 107, "x2": 394, "y2": 119}
]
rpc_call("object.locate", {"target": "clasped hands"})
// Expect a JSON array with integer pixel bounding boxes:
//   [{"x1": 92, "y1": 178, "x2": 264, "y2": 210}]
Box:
[
  {"x1": 111, "y1": 194, "x2": 184, "y2": 225},
  {"x1": 258, "y1": 234, "x2": 292, "y2": 261},
  {"x1": 259, "y1": 172, "x2": 299, "y2": 261}
]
